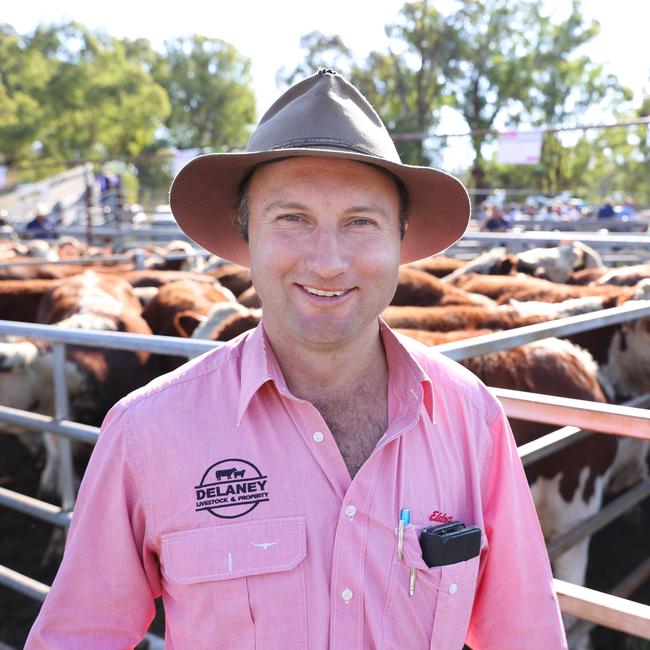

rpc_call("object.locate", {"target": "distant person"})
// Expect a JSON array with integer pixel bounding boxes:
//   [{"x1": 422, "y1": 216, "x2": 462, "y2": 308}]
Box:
[
  {"x1": 25, "y1": 203, "x2": 58, "y2": 239},
  {"x1": 597, "y1": 199, "x2": 615, "y2": 219},
  {"x1": 617, "y1": 198, "x2": 636, "y2": 219},
  {"x1": 97, "y1": 168, "x2": 123, "y2": 216},
  {"x1": 480, "y1": 205, "x2": 511, "y2": 231}
]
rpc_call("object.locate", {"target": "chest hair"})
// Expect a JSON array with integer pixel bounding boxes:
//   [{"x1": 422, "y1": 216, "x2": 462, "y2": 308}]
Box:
[{"x1": 312, "y1": 386, "x2": 388, "y2": 478}]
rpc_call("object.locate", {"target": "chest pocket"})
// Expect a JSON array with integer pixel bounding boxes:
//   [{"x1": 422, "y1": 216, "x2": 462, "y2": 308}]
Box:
[
  {"x1": 382, "y1": 525, "x2": 480, "y2": 650},
  {"x1": 161, "y1": 516, "x2": 308, "y2": 650}
]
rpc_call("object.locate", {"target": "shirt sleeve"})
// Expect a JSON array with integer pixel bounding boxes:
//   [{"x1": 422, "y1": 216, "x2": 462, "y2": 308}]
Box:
[
  {"x1": 467, "y1": 406, "x2": 568, "y2": 650},
  {"x1": 25, "y1": 401, "x2": 162, "y2": 649}
]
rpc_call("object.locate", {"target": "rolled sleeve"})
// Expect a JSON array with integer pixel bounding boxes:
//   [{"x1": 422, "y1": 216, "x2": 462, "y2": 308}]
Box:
[{"x1": 25, "y1": 402, "x2": 161, "y2": 649}]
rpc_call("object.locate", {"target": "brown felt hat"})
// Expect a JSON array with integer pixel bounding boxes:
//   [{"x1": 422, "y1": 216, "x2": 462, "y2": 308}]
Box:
[{"x1": 170, "y1": 69, "x2": 470, "y2": 266}]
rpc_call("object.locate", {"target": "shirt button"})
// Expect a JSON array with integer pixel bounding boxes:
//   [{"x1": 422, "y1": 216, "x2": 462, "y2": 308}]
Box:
[
  {"x1": 341, "y1": 588, "x2": 353, "y2": 603},
  {"x1": 312, "y1": 431, "x2": 324, "y2": 443},
  {"x1": 345, "y1": 505, "x2": 357, "y2": 520},
  {"x1": 449, "y1": 583, "x2": 458, "y2": 595}
]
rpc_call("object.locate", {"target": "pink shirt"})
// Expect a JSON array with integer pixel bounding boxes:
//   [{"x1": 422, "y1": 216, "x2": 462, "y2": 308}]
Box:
[{"x1": 27, "y1": 322, "x2": 566, "y2": 649}]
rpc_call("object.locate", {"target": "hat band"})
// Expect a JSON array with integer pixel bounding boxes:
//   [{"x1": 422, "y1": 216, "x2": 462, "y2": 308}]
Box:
[{"x1": 268, "y1": 137, "x2": 381, "y2": 157}]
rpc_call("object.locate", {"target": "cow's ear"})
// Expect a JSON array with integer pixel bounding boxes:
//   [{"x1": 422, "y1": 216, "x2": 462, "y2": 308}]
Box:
[{"x1": 173, "y1": 310, "x2": 205, "y2": 338}]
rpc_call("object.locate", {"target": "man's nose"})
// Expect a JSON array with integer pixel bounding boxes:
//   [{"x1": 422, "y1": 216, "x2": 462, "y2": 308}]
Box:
[{"x1": 305, "y1": 226, "x2": 349, "y2": 278}]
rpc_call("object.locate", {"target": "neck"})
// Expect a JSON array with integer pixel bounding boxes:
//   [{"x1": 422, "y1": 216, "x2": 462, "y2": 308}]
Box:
[{"x1": 264, "y1": 321, "x2": 388, "y2": 403}]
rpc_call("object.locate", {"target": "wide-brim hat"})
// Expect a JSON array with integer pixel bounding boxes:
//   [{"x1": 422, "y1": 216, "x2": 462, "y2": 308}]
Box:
[{"x1": 170, "y1": 69, "x2": 470, "y2": 266}]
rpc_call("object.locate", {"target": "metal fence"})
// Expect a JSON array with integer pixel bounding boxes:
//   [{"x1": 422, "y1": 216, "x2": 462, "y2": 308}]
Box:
[{"x1": 1, "y1": 302, "x2": 650, "y2": 644}]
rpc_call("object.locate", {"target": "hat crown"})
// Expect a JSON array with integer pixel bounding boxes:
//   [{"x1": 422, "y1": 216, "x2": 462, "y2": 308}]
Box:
[{"x1": 246, "y1": 70, "x2": 401, "y2": 162}]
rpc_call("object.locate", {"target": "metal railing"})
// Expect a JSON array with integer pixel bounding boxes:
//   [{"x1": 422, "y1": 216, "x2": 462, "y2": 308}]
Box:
[{"x1": 1, "y1": 301, "x2": 650, "y2": 644}]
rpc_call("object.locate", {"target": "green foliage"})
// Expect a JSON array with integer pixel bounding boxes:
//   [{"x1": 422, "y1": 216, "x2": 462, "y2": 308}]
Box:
[
  {"x1": 0, "y1": 23, "x2": 257, "y2": 190},
  {"x1": 285, "y1": 0, "x2": 647, "y2": 201},
  {"x1": 154, "y1": 35, "x2": 256, "y2": 150}
]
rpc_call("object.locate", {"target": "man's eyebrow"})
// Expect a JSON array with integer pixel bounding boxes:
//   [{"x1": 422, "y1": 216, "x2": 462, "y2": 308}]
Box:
[
  {"x1": 262, "y1": 201, "x2": 392, "y2": 217},
  {"x1": 262, "y1": 201, "x2": 308, "y2": 215}
]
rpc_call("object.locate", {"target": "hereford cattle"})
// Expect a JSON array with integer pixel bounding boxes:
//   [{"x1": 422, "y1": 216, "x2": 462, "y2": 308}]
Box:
[
  {"x1": 237, "y1": 286, "x2": 262, "y2": 308},
  {"x1": 0, "y1": 279, "x2": 61, "y2": 323},
  {"x1": 204, "y1": 263, "x2": 253, "y2": 297},
  {"x1": 191, "y1": 303, "x2": 261, "y2": 342},
  {"x1": 0, "y1": 271, "x2": 154, "y2": 495},
  {"x1": 143, "y1": 240, "x2": 207, "y2": 272},
  {"x1": 444, "y1": 242, "x2": 603, "y2": 284},
  {"x1": 142, "y1": 280, "x2": 236, "y2": 372},
  {"x1": 595, "y1": 263, "x2": 650, "y2": 287},
  {"x1": 381, "y1": 304, "x2": 548, "y2": 332},
  {"x1": 122, "y1": 269, "x2": 215, "y2": 289},
  {"x1": 391, "y1": 267, "x2": 494, "y2": 307},
  {"x1": 406, "y1": 255, "x2": 465, "y2": 277},
  {"x1": 567, "y1": 268, "x2": 608, "y2": 285}
]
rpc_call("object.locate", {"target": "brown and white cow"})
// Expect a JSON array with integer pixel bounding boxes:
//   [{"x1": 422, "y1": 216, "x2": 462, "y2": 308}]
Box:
[{"x1": 0, "y1": 271, "x2": 154, "y2": 495}]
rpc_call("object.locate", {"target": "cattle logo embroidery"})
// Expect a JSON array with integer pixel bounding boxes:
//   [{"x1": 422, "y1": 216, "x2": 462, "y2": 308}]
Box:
[{"x1": 195, "y1": 458, "x2": 269, "y2": 519}]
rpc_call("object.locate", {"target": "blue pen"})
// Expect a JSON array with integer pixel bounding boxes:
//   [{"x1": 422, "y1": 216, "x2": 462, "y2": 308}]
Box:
[
  {"x1": 397, "y1": 508, "x2": 410, "y2": 562},
  {"x1": 399, "y1": 508, "x2": 411, "y2": 526}
]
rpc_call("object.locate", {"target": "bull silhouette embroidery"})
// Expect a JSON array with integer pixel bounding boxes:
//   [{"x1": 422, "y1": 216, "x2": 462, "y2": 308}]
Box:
[{"x1": 215, "y1": 467, "x2": 246, "y2": 481}]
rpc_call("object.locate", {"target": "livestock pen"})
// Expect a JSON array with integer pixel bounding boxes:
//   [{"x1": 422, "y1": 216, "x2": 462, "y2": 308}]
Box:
[{"x1": 0, "y1": 303, "x2": 650, "y2": 647}]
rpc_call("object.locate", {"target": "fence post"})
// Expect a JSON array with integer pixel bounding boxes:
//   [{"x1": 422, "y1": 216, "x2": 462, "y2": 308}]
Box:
[{"x1": 52, "y1": 343, "x2": 76, "y2": 512}]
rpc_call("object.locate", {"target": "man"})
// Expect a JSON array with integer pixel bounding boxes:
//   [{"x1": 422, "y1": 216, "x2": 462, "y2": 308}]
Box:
[
  {"x1": 25, "y1": 203, "x2": 58, "y2": 239},
  {"x1": 27, "y1": 70, "x2": 566, "y2": 649}
]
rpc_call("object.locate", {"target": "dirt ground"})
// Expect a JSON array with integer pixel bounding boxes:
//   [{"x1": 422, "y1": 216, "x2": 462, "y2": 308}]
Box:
[{"x1": 1, "y1": 433, "x2": 648, "y2": 649}]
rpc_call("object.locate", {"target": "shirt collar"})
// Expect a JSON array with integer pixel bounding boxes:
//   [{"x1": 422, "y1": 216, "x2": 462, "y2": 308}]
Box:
[
  {"x1": 237, "y1": 323, "x2": 290, "y2": 425},
  {"x1": 237, "y1": 320, "x2": 434, "y2": 425},
  {"x1": 379, "y1": 320, "x2": 435, "y2": 423}
]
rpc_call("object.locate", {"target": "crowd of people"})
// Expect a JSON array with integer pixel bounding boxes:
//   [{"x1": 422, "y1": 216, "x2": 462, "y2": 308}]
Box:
[{"x1": 479, "y1": 195, "x2": 640, "y2": 232}]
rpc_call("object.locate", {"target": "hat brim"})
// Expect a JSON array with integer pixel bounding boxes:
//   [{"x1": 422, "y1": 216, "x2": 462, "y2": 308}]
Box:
[{"x1": 170, "y1": 148, "x2": 470, "y2": 266}]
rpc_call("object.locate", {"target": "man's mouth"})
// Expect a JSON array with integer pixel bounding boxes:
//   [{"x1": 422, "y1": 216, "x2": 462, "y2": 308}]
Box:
[{"x1": 301, "y1": 285, "x2": 349, "y2": 297}]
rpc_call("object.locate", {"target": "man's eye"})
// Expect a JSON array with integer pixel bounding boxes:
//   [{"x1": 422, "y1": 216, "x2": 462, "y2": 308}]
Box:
[
  {"x1": 351, "y1": 217, "x2": 373, "y2": 226},
  {"x1": 279, "y1": 214, "x2": 303, "y2": 222}
]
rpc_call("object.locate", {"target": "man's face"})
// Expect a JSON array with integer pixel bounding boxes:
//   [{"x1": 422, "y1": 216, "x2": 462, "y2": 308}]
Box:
[{"x1": 247, "y1": 156, "x2": 401, "y2": 352}]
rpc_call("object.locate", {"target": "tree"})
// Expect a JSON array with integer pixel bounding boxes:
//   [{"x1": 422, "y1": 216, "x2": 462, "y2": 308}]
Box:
[
  {"x1": 276, "y1": 31, "x2": 352, "y2": 87},
  {"x1": 352, "y1": 2, "x2": 457, "y2": 165},
  {"x1": 154, "y1": 36, "x2": 256, "y2": 150},
  {"x1": 0, "y1": 22, "x2": 170, "y2": 181},
  {"x1": 279, "y1": 3, "x2": 458, "y2": 166}
]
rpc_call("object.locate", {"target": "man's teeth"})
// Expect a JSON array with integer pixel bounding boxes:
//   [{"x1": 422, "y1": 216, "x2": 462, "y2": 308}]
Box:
[{"x1": 303, "y1": 286, "x2": 346, "y2": 297}]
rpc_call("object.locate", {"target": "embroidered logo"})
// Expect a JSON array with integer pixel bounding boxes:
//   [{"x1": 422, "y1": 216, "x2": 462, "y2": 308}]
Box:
[
  {"x1": 429, "y1": 510, "x2": 454, "y2": 523},
  {"x1": 195, "y1": 458, "x2": 269, "y2": 519}
]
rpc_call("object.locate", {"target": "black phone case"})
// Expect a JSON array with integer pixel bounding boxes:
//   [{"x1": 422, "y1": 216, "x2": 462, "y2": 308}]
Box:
[{"x1": 419, "y1": 522, "x2": 481, "y2": 567}]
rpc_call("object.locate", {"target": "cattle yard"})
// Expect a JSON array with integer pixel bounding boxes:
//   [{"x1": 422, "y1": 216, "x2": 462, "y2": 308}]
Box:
[{"x1": 0, "y1": 231, "x2": 650, "y2": 647}]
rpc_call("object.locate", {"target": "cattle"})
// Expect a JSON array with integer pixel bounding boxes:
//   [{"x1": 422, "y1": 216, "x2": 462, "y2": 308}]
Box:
[
  {"x1": 567, "y1": 268, "x2": 608, "y2": 285},
  {"x1": 0, "y1": 271, "x2": 154, "y2": 496},
  {"x1": 122, "y1": 269, "x2": 215, "y2": 289},
  {"x1": 406, "y1": 255, "x2": 466, "y2": 277},
  {"x1": 191, "y1": 303, "x2": 261, "y2": 342},
  {"x1": 204, "y1": 263, "x2": 253, "y2": 297},
  {"x1": 391, "y1": 267, "x2": 494, "y2": 307},
  {"x1": 381, "y1": 304, "x2": 548, "y2": 332},
  {"x1": 444, "y1": 242, "x2": 604, "y2": 284},
  {"x1": 0, "y1": 279, "x2": 62, "y2": 323},
  {"x1": 142, "y1": 240, "x2": 207, "y2": 272},
  {"x1": 595, "y1": 263, "x2": 650, "y2": 287},
  {"x1": 142, "y1": 280, "x2": 236, "y2": 373},
  {"x1": 238, "y1": 285, "x2": 262, "y2": 308}
]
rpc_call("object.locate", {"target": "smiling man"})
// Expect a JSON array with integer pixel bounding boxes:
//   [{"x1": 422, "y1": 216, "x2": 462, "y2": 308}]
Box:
[{"x1": 27, "y1": 70, "x2": 566, "y2": 649}]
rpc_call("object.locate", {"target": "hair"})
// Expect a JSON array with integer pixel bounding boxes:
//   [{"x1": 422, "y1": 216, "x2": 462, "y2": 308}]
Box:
[{"x1": 234, "y1": 157, "x2": 410, "y2": 241}]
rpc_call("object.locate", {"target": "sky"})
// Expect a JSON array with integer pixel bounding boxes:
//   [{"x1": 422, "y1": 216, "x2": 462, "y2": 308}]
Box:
[{"x1": 4, "y1": 1, "x2": 649, "y2": 170}]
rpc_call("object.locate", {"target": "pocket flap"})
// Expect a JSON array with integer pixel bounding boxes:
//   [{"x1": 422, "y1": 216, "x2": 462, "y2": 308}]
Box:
[{"x1": 161, "y1": 516, "x2": 306, "y2": 584}]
